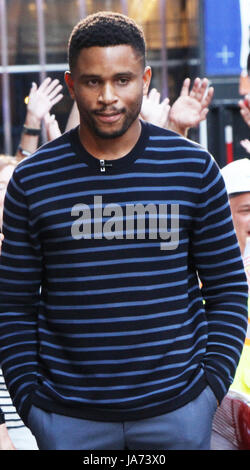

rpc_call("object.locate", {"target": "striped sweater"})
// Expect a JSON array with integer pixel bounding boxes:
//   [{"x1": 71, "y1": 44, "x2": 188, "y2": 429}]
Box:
[{"x1": 0, "y1": 121, "x2": 248, "y2": 425}]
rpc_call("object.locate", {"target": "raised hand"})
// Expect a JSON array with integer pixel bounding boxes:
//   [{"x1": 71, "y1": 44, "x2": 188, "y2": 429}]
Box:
[
  {"x1": 16, "y1": 77, "x2": 64, "y2": 159},
  {"x1": 239, "y1": 95, "x2": 250, "y2": 128},
  {"x1": 168, "y1": 77, "x2": 214, "y2": 137},
  {"x1": 44, "y1": 113, "x2": 62, "y2": 141},
  {"x1": 240, "y1": 139, "x2": 250, "y2": 154},
  {"x1": 26, "y1": 77, "x2": 63, "y2": 126},
  {"x1": 140, "y1": 88, "x2": 170, "y2": 129}
]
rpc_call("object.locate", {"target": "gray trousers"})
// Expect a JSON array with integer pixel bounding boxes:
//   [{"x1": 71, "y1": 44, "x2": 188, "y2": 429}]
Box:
[{"x1": 27, "y1": 386, "x2": 218, "y2": 450}]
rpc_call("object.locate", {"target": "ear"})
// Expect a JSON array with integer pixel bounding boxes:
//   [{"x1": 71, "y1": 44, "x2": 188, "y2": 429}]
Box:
[
  {"x1": 142, "y1": 66, "x2": 152, "y2": 96},
  {"x1": 64, "y1": 71, "x2": 75, "y2": 100}
]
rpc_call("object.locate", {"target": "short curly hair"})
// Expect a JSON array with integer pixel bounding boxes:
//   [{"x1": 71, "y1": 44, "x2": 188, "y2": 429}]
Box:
[{"x1": 68, "y1": 11, "x2": 146, "y2": 72}]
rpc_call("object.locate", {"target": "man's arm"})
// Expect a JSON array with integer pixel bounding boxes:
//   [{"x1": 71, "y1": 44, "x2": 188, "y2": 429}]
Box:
[
  {"x1": 192, "y1": 154, "x2": 248, "y2": 402},
  {"x1": 0, "y1": 168, "x2": 42, "y2": 425}
]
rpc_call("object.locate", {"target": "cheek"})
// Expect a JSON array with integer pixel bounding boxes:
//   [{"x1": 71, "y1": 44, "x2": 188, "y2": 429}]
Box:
[
  {"x1": 74, "y1": 93, "x2": 94, "y2": 115},
  {"x1": 73, "y1": 86, "x2": 93, "y2": 104},
  {"x1": 233, "y1": 214, "x2": 248, "y2": 234},
  {"x1": 123, "y1": 88, "x2": 143, "y2": 111}
]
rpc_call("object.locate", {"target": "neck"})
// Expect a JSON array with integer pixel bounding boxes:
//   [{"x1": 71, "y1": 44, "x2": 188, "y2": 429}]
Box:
[{"x1": 78, "y1": 118, "x2": 141, "y2": 161}]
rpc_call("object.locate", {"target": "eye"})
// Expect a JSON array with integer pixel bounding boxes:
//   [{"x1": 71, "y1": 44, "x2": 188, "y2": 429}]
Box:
[
  {"x1": 239, "y1": 208, "x2": 250, "y2": 215},
  {"x1": 117, "y1": 77, "x2": 130, "y2": 86},
  {"x1": 86, "y1": 79, "x2": 100, "y2": 87}
]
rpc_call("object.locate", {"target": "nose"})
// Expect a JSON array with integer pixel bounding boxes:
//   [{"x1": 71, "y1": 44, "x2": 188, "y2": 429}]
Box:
[{"x1": 98, "y1": 82, "x2": 117, "y2": 105}]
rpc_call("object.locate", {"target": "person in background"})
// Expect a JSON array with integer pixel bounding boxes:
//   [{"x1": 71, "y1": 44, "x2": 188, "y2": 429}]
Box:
[
  {"x1": 141, "y1": 77, "x2": 214, "y2": 137},
  {"x1": 16, "y1": 77, "x2": 63, "y2": 160},
  {"x1": 221, "y1": 158, "x2": 250, "y2": 257},
  {"x1": 0, "y1": 155, "x2": 38, "y2": 450},
  {"x1": 239, "y1": 93, "x2": 250, "y2": 128},
  {"x1": 239, "y1": 93, "x2": 250, "y2": 154},
  {"x1": 211, "y1": 158, "x2": 250, "y2": 450}
]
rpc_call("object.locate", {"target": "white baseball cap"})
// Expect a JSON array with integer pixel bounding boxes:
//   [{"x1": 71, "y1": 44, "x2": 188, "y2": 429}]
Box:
[{"x1": 221, "y1": 158, "x2": 250, "y2": 196}]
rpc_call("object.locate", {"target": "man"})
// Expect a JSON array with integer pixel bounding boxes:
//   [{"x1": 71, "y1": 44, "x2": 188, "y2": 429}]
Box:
[{"x1": 0, "y1": 12, "x2": 248, "y2": 450}]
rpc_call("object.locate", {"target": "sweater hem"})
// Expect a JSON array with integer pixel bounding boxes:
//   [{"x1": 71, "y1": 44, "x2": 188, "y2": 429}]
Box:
[{"x1": 31, "y1": 379, "x2": 209, "y2": 423}]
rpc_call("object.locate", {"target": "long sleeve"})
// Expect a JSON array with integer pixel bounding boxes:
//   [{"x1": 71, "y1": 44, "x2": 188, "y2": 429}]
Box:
[
  {"x1": 0, "y1": 125, "x2": 248, "y2": 423},
  {"x1": 192, "y1": 155, "x2": 248, "y2": 401},
  {"x1": 0, "y1": 169, "x2": 42, "y2": 423}
]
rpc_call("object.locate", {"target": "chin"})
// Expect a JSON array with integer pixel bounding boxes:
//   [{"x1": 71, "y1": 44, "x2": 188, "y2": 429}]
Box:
[
  {"x1": 96, "y1": 130, "x2": 125, "y2": 139},
  {"x1": 94, "y1": 124, "x2": 129, "y2": 140},
  {"x1": 92, "y1": 114, "x2": 137, "y2": 140}
]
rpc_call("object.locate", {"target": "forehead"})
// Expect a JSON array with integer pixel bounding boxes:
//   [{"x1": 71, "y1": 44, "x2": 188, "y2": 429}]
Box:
[
  {"x1": 73, "y1": 44, "x2": 144, "y2": 76},
  {"x1": 230, "y1": 192, "x2": 250, "y2": 210}
]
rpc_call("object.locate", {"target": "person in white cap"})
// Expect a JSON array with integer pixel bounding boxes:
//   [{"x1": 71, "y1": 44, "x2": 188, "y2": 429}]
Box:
[
  {"x1": 211, "y1": 158, "x2": 250, "y2": 450},
  {"x1": 221, "y1": 158, "x2": 250, "y2": 256},
  {"x1": 221, "y1": 158, "x2": 250, "y2": 396},
  {"x1": 239, "y1": 94, "x2": 250, "y2": 154}
]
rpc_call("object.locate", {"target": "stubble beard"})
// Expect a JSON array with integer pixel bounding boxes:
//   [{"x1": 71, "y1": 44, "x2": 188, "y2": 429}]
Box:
[{"x1": 81, "y1": 98, "x2": 143, "y2": 140}]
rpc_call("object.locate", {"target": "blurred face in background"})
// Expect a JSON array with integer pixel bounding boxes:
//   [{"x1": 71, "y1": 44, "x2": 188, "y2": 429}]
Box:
[{"x1": 229, "y1": 192, "x2": 250, "y2": 255}]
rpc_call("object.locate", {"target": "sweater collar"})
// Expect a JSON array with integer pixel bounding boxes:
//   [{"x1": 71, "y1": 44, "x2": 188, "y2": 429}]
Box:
[{"x1": 68, "y1": 120, "x2": 150, "y2": 173}]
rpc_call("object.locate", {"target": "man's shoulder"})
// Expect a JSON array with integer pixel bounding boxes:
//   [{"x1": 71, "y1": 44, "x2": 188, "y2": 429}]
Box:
[
  {"x1": 15, "y1": 129, "x2": 75, "y2": 175},
  {"x1": 144, "y1": 121, "x2": 211, "y2": 161},
  {"x1": 145, "y1": 121, "x2": 206, "y2": 149}
]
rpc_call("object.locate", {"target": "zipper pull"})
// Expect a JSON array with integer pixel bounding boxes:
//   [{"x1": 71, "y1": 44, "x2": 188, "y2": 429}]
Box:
[
  {"x1": 100, "y1": 160, "x2": 106, "y2": 172},
  {"x1": 100, "y1": 159, "x2": 112, "y2": 173}
]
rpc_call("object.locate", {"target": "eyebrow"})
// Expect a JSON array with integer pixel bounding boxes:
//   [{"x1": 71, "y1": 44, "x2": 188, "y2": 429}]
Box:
[
  {"x1": 238, "y1": 204, "x2": 250, "y2": 209},
  {"x1": 79, "y1": 71, "x2": 137, "y2": 80}
]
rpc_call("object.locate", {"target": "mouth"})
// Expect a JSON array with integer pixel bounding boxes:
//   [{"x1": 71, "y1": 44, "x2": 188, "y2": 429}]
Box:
[{"x1": 94, "y1": 110, "x2": 124, "y2": 124}]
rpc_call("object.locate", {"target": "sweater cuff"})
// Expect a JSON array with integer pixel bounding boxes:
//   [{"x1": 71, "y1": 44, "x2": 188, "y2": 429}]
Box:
[
  {"x1": 17, "y1": 391, "x2": 35, "y2": 427},
  {"x1": 205, "y1": 369, "x2": 230, "y2": 404}
]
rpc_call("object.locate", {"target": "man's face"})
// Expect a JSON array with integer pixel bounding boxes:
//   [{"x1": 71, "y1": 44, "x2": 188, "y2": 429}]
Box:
[
  {"x1": 0, "y1": 164, "x2": 15, "y2": 228},
  {"x1": 229, "y1": 192, "x2": 250, "y2": 255},
  {"x1": 65, "y1": 45, "x2": 151, "y2": 139}
]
